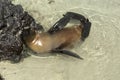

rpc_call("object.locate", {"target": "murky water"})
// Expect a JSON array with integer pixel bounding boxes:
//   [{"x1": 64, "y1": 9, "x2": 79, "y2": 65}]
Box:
[{"x1": 0, "y1": 0, "x2": 120, "y2": 80}]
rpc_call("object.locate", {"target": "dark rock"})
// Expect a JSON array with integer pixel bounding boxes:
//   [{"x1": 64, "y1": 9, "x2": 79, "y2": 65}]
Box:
[
  {"x1": 0, "y1": 74, "x2": 4, "y2": 80},
  {"x1": 0, "y1": 0, "x2": 43, "y2": 63}
]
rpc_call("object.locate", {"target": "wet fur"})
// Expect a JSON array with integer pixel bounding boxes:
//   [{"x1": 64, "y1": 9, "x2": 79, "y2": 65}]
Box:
[
  {"x1": 24, "y1": 25, "x2": 82, "y2": 54},
  {"x1": 23, "y1": 12, "x2": 91, "y2": 59}
]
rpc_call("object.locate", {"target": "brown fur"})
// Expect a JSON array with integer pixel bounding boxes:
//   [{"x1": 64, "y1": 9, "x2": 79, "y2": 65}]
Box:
[{"x1": 24, "y1": 25, "x2": 82, "y2": 53}]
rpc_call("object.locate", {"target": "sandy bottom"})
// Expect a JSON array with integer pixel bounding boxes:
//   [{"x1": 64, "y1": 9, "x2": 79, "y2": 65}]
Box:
[{"x1": 0, "y1": 0, "x2": 120, "y2": 80}]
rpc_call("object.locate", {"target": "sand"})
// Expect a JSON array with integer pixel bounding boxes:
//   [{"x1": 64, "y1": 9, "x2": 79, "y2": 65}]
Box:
[{"x1": 0, "y1": 0, "x2": 120, "y2": 80}]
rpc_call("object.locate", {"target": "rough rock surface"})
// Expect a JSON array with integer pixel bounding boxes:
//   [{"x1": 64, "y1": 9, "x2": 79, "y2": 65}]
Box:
[{"x1": 0, "y1": 0, "x2": 43, "y2": 62}]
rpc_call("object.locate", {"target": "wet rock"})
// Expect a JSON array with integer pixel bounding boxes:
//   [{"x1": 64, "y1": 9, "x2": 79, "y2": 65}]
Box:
[
  {"x1": 0, "y1": 74, "x2": 4, "y2": 80},
  {"x1": 0, "y1": 0, "x2": 43, "y2": 63}
]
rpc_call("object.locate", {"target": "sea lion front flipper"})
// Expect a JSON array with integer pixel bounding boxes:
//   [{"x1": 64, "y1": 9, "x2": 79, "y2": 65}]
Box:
[{"x1": 51, "y1": 49, "x2": 83, "y2": 59}]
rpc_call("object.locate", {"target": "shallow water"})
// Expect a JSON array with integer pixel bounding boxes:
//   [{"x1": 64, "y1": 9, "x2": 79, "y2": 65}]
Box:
[{"x1": 0, "y1": 0, "x2": 120, "y2": 80}]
